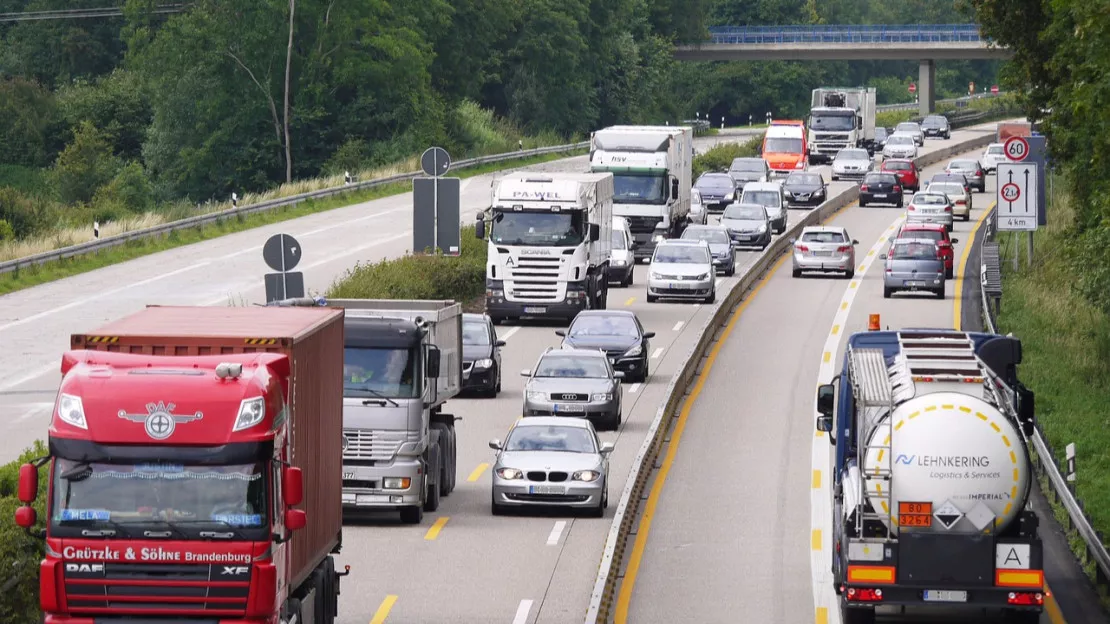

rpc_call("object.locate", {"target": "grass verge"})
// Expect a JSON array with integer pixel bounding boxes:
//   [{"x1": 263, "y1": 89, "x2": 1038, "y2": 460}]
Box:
[
  {"x1": 995, "y1": 188, "x2": 1110, "y2": 609},
  {"x1": 0, "y1": 149, "x2": 584, "y2": 297}
]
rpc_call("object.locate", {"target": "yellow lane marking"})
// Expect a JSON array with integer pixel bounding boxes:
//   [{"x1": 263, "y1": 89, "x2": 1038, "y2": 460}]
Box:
[
  {"x1": 812, "y1": 470, "x2": 821, "y2": 489},
  {"x1": 811, "y1": 529, "x2": 821, "y2": 551},
  {"x1": 815, "y1": 607, "x2": 828, "y2": 624},
  {"x1": 624, "y1": 297, "x2": 636, "y2": 306},
  {"x1": 953, "y1": 201, "x2": 995, "y2": 330},
  {"x1": 467, "y1": 463, "x2": 489, "y2": 482},
  {"x1": 840, "y1": 301, "x2": 848, "y2": 311},
  {"x1": 370, "y1": 595, "x2": 398, "y2": 624},
  {"x1": 831, "y1": 325, "x2": 840, "y2": 335},
  {"x1": 822, "y1": 351, "x2": 831, "y2": 363},
  {"x1": 1045, "y1": 581, "x2": 1067, "y2": 624},
  {"x1": 423, "y1": 516, "x2": 449, "y2": 541},
  {"x1": 613, "y1": 253, "x2": 791, "y2": 623}
]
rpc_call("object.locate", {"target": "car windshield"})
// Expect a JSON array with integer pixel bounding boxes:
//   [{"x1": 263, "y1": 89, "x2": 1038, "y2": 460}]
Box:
[
  {"x1": 682, "y1": 228, "x2": 731, "y2": 244},
  {"x1": 490, "y1": 210, "x2": 585, "y2": 246},
  {"x1": 913, "y1": 194, "x2": 948, "y2": 205},
  {"x1": 930, "y1": 183, "x2": 964, "y2": 196},
  {"x1": 741, "y1": 190, "x2": 781, "y2": 208},
  {"x1": 51, "y1": 460, "x2": 268, "y2": 534},
  {"x1": 611, "y1": 230, "x2": 627, "y2": 249},
  {"x1": 884, "y1": 161, "x2": 911, "y2": 171},
  {"x1": 949, "y1": 160, "x2": 977, "y2": 170},
  {"x1": 987, "y1": 145, "x2": 1004, "y2": 155},
  {"x1": 765, "y1": 138, "x2": 803, "y2": 153},
  {"x1": 569, "y1": 314, "x2": 640, "y2": 337},
  {"x1": 891, "y1": 242, "x2": 938, "y2": 259},
  {"x1": 898, "y1": 229, "x2": 943, "y2": 242},
  {"x1": 788, "y1": 173, "x2": 821, "y2": 186},
  {"x1": 922, "y1": 118, "x2": 945, "y2": 128},
  {"x1": 887, "y1": 136, "x2": 913, "y2": 145},
  {"x1": 838, "y1": 150, "x2": 868, "y2": 160},
  {"x1": 696, "y1": 177, "x2": 733, "y2": 192},
  {"x1": 864, "y1": 174, "x2": 895, "y2": 185},
  {"x1": 723, "y1": 204, "x2": 765, "y2": 220},
  {"x1": 731, "y1": 159, "x2": 765, "y2": 172},
  {"x1": 504, "y1": 425, "x2": 597, "y2": 453},
  {"x1": 801, "y1": 231, "x2": 847, "y2": 243},
  {"x1": 896, "y1": 123, "x2": 919, "y2": 132},
  {"x1": 343, "y1": 346, "x2": 418, "y2": 398},
  {"x1": 534, "y1": 355, "x2": 610, "y2": 378},
  {"x1": 653, "y1": 244, "x2": 710, "y2": 263},
  {"x1": 876, "y1": 128, "x2": 889, "y2": 139},
  {"x1": 462, "y1": 321, "x2": 491, "y2": 345}
]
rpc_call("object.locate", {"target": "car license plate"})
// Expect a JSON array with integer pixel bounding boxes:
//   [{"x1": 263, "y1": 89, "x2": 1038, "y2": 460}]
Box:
[
  {"x1": 529, "y1": 485, "x2": 566, "y2": 495},
  {"x1": 524, "y1": 306, "x2": 546, "y2": 314},
  {"x1": 923, "y1": 590, "x2": 967, "y2": 603},
  {"x1": 554, "y1": 403, "x2": 585, "y2": 413},
  {"x1": 343, "y1": 472, "x2": 355, "y2": 480},
  {"x1": 737, "y1": 235, "x2": 752, "y2": 241},
  {"x1": 668, "y1": 281, "x2": 692, "y2": 289},
  {"x1": 905, "y1": 280, "x2": 925, "y2": 287},
  {"x1": 356, "y1": 494, "x2": 390, "y2": 504},
  {"x1": 872, "y1": 193, "x2": 887, "y2": 198},
  {"x1": 814, "y1": 250, "x2": 833, "y2": 256}
]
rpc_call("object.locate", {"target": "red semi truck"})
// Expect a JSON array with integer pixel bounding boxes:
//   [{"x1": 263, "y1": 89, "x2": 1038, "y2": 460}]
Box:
[{"x1": 12, "y1": 305, "x2": 348, "y2": 624}]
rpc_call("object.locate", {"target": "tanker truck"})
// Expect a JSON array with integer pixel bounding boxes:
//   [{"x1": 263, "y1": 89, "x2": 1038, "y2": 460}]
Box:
[{"x1": 815, "y1": 323, "x2": 1043, "y2": 624}]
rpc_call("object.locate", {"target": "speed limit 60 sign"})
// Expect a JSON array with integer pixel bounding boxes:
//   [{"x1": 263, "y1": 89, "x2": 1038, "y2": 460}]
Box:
[{"x1": 1004, "y1": 135, "x2": 1030, "y2": 162}]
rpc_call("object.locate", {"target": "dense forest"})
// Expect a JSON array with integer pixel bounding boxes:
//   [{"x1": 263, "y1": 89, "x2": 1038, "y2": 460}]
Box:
[{"x1": 0, "y1": 0, "x2": 1000, "y2": 245}]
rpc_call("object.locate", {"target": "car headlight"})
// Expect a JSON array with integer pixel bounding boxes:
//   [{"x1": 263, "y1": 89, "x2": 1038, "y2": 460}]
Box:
[
  {"x1": 724, "y1": 192, "x2": 734, "y2": 201},
  {"x1": 496, "y1": 467, "x2": 524, "y2": 480},
  {"x1": 624, "y1": 344, "x2": 642, "y2": 357},
  {"x1": 652, "y1": 234, "x2": 665, "y2": 243},
  {"x1": 591, "y1": 393, "x2": 612, "y2": 402},
  {"x1": 474, "y1": 358, "x2": 493, "y2": 369},
  {"x1": 573, "y1": 470, "x2": 601, "y2": 482},
  {"x1": 815, "y1": 188, "x2": 825, "y2": 196},
  {"x1": 695, "y1": 272, "x2": 710, "y2": 280},
  {"x1": 783, "y1": 191, "x2": 793, "y2": 198},
  {"x1": 650, "y1": 272, "x2": 663, "y2": 280},
  {"x1": 757, "y1": 223, "x2": 767, "y2": 232},
  {"x1": 57, "y1": 393, "x2": 87, "y2": 430},
  {"x1": 526, "y1": 390, "x2": 545, "y2": 401},
  {"x1": 233, "y1": 397, "x2": 266, "y2": 432}
]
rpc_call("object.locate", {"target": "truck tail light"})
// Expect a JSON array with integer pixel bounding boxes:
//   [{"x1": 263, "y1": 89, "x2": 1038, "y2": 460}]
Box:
[
  {"x1": 845, "y1": 587, "x2": 884, "y2": 602},
  {"x1": 1007, "y1": 592, "x2": 1045, "y2": 606}
]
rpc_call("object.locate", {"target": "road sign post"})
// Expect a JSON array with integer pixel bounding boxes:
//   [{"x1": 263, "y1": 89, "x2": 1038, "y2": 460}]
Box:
[
  {"x1": 413, "y1": 147, "x2": 461, "y2": 256},
  {"x1": 262, "y1": 233, "x2": 305, "y2": 302}
]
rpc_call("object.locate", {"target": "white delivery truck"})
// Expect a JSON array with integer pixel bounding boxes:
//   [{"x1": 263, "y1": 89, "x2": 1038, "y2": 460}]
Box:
[
  {"x1": 475, "y1": 172, "x2": 614, "y2": 324},
  {"x1": 807, "y1": 87, "x2": 877, "y2": 164},
  {"x1": 589, "y1": 125, "x2": 693, "y2": 262}
]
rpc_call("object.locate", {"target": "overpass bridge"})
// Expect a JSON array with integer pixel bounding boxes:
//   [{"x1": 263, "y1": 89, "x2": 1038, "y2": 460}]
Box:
[{"x1": 676, "y1": 24, "x2": 1012, "y2": 116}]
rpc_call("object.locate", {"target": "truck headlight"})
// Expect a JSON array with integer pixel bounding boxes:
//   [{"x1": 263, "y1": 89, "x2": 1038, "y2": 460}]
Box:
[
  {"x1": 474, "y1": 358, "x2": 493, "y2": 369},
  {"x1": 573, "y1": 470, "x2": 601, "y2": 482},
  {"x1": 496, "y1": 467, "x2": 524, "y2": 480},
  {"x1": 57, "y1": 393, "x2": 87, "y2": 430},
  {"x1": 591, "y1": 393, "x2": 612, "y2": 402},
  {"x1": 383, "y1": 477, "x2": 411, "y2": 489},
  {"x1": 795, "y1": 161, "x2": 805, "y2": 169},
  {"x1": 233, "y1": 397, "x2": 266, "y2": 432}
]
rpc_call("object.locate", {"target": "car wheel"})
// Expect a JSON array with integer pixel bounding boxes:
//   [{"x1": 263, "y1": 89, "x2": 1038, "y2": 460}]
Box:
[
  {"x1": 491, "y1": 491, "x2": 507, "y2": 516},
  {"x1": 946, "y1": 267, "x2": 954, "y2": 279},
  {"x1": 704, "y1": 289, "x2": 715, "y2": 304},
  {"x1": 590, "y1": 490, "x2": 605, "y2": 518},
  {"x1": 859, "y1": 201, "x2": 867, "y2": 207},
  {"x1": 846, "y1": 270, "x2": 855, "y2": 279},
  {"x1": 792, "y1": 268, "x2": 801, "y2": 278},
  {"x1": 936, "y1": 288, "x2": 946, "y2": 299},
  {"x1": 883, "y1": 287, "x2": 893, "y2": 299},
  {"x1": 726, "y1": 263, "x2": 735, "y2": 277},
  {"x1": 646, "y1": 293, "x2": 657, "y2": 303}
]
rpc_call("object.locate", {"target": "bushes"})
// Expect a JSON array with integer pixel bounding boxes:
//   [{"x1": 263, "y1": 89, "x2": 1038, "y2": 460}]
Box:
[
  {"x1": 327, "y1": 225, "x2": 487, "y2": 303},
  {"x1": 0, "y1": 440, "x2": 49, "y2": 624},
  {"x1": 692, "y1": 136, "x2": 761, "y2": 179}
]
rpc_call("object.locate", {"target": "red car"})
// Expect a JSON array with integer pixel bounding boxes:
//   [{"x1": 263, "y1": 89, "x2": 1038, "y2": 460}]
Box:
[
  {"x1": 894, "y1": 222, "x2": 958, "y2": 278},
  {"x1": 881, "y1": 158, "x2": 920, "y2": 192}
]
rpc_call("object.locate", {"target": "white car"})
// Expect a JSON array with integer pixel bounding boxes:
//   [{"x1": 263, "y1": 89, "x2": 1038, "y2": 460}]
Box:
[
  {"x1": 646, "y1": 239, "x2": 715, "y2": 304},
  {"x1": 981, "y1": 143, "x2": 1006, "y2": 173},
  {"x1": 831, "y1": 148, "x2": 874, "y2": 182},
  {"x1": 925, "y1": 181, "x2": 972, "y2": 221},
  {"x1": 894, "y1": 121, "x2": 925, "y2": 146},
  {"x1": 882, "y1": 134, "x2": 918, "y2": 160},
  {"x1": 609, "y1": 216, "x2": 636, "y2": 287}
]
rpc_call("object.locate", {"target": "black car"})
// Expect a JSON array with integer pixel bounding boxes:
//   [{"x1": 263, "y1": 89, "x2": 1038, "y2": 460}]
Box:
[
  {"x1": 461, "y1": 313, "x2": 505, "y2": 397},
  {"x1": 556, "y1": 310, "x2": 655, "y2": 383},
  {"x1": 921, "y1": 115, "x2": 951, "y2": 139},
  {"x1": 873, "y1": 127, "x2": 890, "y2": 150},
  {"x1": 783, "y1": 171, "x2": 827, "y2": 208},
  {"x1": 859, "y1": 172, "x2": 904, "y2": 208},
  {"x1": 693, "y1": 173, "x2": 738, "y2": 212}
]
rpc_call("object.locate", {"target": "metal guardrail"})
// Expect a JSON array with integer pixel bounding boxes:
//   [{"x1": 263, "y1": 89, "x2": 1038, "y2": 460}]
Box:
[
  {"x1": 0, "y1": 141, "x2": 590, "y2": 276},
  {"x1": 876, "y1": 92, "x2": 1006, "y2": 113},
  {"x1": 585, "y1": 125, "x2": 1001, "y2": 623},
  {"x1": 978, "y1": 205, "x2": 1110, "y2": 596},
  {"x1": 705, "y1": 23, "x2": 990, "y2": 45}
]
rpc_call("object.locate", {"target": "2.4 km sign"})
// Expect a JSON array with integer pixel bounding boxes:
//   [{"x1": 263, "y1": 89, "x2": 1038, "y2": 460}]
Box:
[{"x1": 996, "y1": 162, "x2": 1038, "y2": 231}]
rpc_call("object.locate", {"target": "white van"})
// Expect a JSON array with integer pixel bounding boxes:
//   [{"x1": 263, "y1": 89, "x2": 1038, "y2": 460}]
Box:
[
  {"x1": 610, "y1": 216, "x2": 636, "y2": 286},
  {"x1": 740, "y1": 181, "x2": 788, "y2": 234}
]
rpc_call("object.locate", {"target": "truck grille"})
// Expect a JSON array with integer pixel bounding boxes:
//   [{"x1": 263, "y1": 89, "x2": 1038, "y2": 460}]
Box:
[
  {"x1": 625, "y1": 216, "x2": 663, "y2": 234},
  {"x1": 817, "y1": 133, "x2": 850, "y2": 141},
  {"x1": 507, "y1": 255, "x2": 562, "y2": 302},
  {"x1": 343, "y1": 428, "x2": 407, "y2": 461},
  {"x1": 64, "y1": 562, "x2": 249, "y2": 616}
]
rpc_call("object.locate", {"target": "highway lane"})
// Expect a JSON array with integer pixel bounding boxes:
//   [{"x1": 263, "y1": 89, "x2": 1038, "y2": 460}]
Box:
[{"x1": 617, "y1": 128, "x2": 1085, "y2": 624}]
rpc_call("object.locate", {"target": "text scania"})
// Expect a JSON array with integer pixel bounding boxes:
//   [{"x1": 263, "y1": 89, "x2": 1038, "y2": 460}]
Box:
[{"x1": 896, "y1": 454, "x2": 991, "y2": 468}]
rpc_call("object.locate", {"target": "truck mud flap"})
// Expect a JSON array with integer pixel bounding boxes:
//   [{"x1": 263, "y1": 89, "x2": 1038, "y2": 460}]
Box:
[{"x1": 898, "y1": 533, "x2": 994, "y2": 585}]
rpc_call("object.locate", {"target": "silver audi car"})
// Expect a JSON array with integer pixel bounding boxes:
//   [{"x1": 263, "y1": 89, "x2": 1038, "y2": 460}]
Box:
[
  {"x1": 489, "y1": 416, "x2": 613, "y2": 516},
  {"x1": 521, "y1": 348, "x2": 624, "y2": 430}
]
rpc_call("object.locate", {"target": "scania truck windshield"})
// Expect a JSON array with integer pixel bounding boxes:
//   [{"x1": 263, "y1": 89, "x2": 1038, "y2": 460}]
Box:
[
  {"x1": 50, "y1": 460, "x2": 269, "y2": 539},
  {"x1": 612, "y1": 174, "x2": 667, "y2": 204},
  {"x1": 488, "y1": 210, "x2": 586, "y2": 246},
  {"x1": 344, "y1": 346, "x2": 420, "y2": 399}
]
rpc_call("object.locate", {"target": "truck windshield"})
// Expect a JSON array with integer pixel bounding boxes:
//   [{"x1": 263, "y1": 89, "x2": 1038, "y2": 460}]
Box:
[
  {"x1": 809, "y1": 114, "x2": 855, "y2": 131},
  {"x1": 612, "y1": 174, "x2": 666, "y2": 204},
  {"x1": 489, "y1": 210, "x2": 585, "y2": 246},
  {"x1": 764, "y1": 138, "x2": 803, "y2": 153},
  {"x1": 344, "y1": 347, "x2": 419, "y2": 398},
  {"x1": 50, "y1": 460, "x2": 268, "y2": 537}
]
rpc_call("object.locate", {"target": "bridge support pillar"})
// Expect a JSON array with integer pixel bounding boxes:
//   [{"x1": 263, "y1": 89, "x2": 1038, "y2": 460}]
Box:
[{"x1": 919, "y1": 60, "x2": 936, "y2": 117}]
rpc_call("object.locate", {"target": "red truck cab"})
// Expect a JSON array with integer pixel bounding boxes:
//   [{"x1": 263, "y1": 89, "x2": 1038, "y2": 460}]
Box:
[{"x1": 13, "y1": 306, "x2": 347, "y2": 624}]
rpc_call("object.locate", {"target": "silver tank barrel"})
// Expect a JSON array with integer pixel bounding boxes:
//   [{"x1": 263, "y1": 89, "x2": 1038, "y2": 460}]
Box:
[{"x1": 264, "y1": 296, "x2": 328, "y2": 307}]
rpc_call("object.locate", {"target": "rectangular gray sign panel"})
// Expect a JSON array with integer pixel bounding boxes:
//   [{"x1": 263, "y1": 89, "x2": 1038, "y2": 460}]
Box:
[
  {"x1": 413, "y1": 177, "x2": 461, "y2": 256},
  {"x1": 264, "y1": 271, "x2": 305, "y2": 303}
]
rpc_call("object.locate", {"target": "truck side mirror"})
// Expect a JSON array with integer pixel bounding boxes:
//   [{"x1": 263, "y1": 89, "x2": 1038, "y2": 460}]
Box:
[
  {"x1": 284, "y1": 509, "x2": 306, "y2": 532},
  {"x1": 283, "y1": 466, "x2": 304, "y2": 507},
  {"x1": 475, "y1": 215, "x2": 486, "y2": 240},
  {"x1": 1016, "y1": 383, "x2": 1035, "y2": 437},
  {"x1": 670, "y1": 177, "x2": 679, "y2": 201},
  {"x1": 18, "y1": 463, "x2": 38, "y2": 503},
  {"x1": 15, "y1": 506, "x2": 36, "y2": 529},
  {"x1": 816, "y1": 414, "x2": 833, "y2": 433},
  {"x1": 816, "y1": 383, "x2": 835, "y2": 417},
  {"x1": 589, "y1": 223, "x2": 600, "y2": 242},
  {"x1": 426, "y1": 345, "x2": 441, "y2": 377}
]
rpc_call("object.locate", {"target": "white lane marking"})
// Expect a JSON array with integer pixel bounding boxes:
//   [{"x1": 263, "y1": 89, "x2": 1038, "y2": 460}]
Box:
[
  {"x1": 0, "y1": 261, "x2": 211, "y2": 334},
  {"x1": 0, "y1": 362, "x2": 59, "y2": 393},
  {"x1": 672, "y1": 321, "x2": 684, "y2": 331},
  {"x1": 500, "y1": 327, "x2": 521, "y2": 341},
  {"x1": 628, "y1": 383, "x2": 642, "y2": 394},
  {"x1": 546, "y1": 520, "x2": 567, "y2": 546},
  {"x1": 693, "y1": 303, "x2": 701, "y2": 310},
  {"x1": 650, "y1": 347, "x2": 664, "y2": 359},
  {"x1": 810, "y1": 215, "x2": 903, "y2": 624},
  {"x1": 512, "y1": 599, "x2": 533, "y2": 624},
  {"x1": 715, "y1": 278, "x2": 722, "y2": 289},
  {"x1": 14, "y1": 402, "x2": 55, "y2": 422}
]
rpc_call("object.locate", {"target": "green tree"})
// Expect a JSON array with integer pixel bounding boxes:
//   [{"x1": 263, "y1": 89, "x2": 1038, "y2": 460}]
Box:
[
  {"x1": 52, "y1": 120, "x2": 121, "y2": 205},
  {"x1": 0, "y1": 77, "x2": 64, "y2": 168},
  {"x1": 56, "y1": 68, "x2": 152, "y2": 161}
]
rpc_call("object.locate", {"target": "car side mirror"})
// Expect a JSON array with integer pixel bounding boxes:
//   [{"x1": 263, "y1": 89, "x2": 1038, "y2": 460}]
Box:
[
  {"x1": 520, "y1": 369, "x2": 531, "y2": 377},
  {"x1": 852, "y1": 239, "x2": 859, "y2": 245},
  {"x1": 555, "y1": 330, "x2": 566, "y2": 337},
  {"x1": 643, "y1": 331, "x2": 656, "y2": 339},
  {"x1": 475, "y1": 215, "x2": 486, "y2": 240},
  {"x1": 788, "y1": 238, "x2": 796, "y2": 244},
  {"x1": 951, "y1": 238, "x2": 959, "y2": 244},
  {"x1": 285, "y1": 509, "x2": 306, "y2": 532},
  {"x1": 816, "y1": 383, "x2": 836, "y2": 417},
  {"x1": 600, "y1": 442, "x2": 615, "y2": 454},
  {"x1": 494, "y1": 340, "x2": 506, "y2": 347},
  {"x1": 614, "y1": 371, "x2": 625, "y2": 380},
  {"x1": 489, "y1": 439, "x2": 503, "y2": 450},
  {"x1": 879, "y1": 252, "x2": 887, "y2": 259}
]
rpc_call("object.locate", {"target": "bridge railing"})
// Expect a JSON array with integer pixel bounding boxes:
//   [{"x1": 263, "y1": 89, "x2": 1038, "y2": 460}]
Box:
[{"x1": 705, "y1": 23, "x2": 988, "y2": 45}]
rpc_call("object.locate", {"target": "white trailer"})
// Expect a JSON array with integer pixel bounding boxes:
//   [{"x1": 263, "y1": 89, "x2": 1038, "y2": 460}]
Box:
[
  {"x1": 807, "y1": 87, "x2": 877, "y2": 164},
  {"x1": 475, "y1": 172, "x2": 613, "y2": 324},
  {"x1": 589, "y1": 125, "x2": 692, "y2": 261}
]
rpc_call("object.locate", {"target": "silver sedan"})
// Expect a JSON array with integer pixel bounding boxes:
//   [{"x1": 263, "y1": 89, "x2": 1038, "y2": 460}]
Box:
[
  {"x1": 489, "y1": 417, "x2": 613, "y2": 516},
  {"x1": 521, "y1": 348, "x2": 623, "y2": 430}
]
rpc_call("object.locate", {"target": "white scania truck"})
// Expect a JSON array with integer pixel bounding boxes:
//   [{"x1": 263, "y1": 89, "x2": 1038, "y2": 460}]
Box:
[
  {"x1": 475, "y1": 172, "x2": 614, "y2": 324},
  {"x1": 817, "y1": 325, "x2": 1043, "y2": 624},
  {"x1": 807, "y1": 87, "x2": 877, "y2": 164},
  {"x1": 589, "y1": 125, "x2": 692, "y2": 262}
]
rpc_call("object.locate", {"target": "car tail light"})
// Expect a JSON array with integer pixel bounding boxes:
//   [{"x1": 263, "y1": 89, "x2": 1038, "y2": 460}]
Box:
[
  {"x1": 837, "y1": 245, "x2": 851, "y2": 253},
  {"x1": 893, "y1": 185, "x2": 902, "y2": 193},
  {"x1": 796, "y1": 244, "x2": 809, "y2": 252},
  {"x1": 944, "y1": 205, "x2": 952, "y2": 212},
  {"x1": 860, "y1": 184, "x2": 869, "y2": 191},
  {"x1": 908, "y1": 205, "x2": 915, "y2": 211},
  {"x1": 976, "y1": 169, "x2": 983, "y2": 176}
]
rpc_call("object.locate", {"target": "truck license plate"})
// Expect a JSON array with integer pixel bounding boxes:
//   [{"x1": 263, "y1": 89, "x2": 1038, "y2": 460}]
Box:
[
  {"x1": 343, "y1": 472, "x2": 355, "y2": 480},
  {"x1": 923, "y1": 590, "x2": 967, "y2": 602},
  {"x1": 554, "y1": 403, "x2": 585, "y2": 413},
  {"x1": 356, "y1": 494, "x2": 389, "y2": 504},
  {"x1": 524, "y1": 307, "x2": 546, "y2": 314},
  {"x1": 529, "y1": 485, "x2": 566, "y2": 495}
]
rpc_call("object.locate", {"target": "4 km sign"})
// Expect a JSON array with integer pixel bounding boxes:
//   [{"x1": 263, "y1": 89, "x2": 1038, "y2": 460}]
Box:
[
  {"x1": 1004, "y1": 135, "x2": 1030, "y2": 162},
  {"x1": 996, "y1": 163, "x2": 1038, "y2": 231}
]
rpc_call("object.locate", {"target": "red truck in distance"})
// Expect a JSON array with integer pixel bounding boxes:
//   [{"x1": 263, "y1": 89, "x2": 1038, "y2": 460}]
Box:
[{"x1": 13, "y1": 305, "x2": 348, "y2": 624}]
